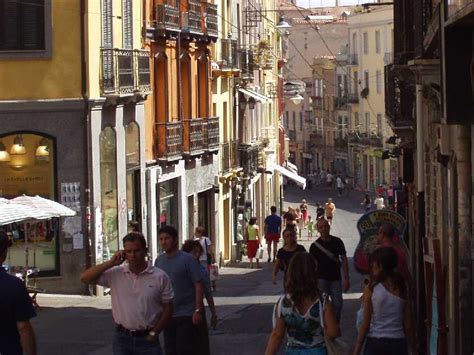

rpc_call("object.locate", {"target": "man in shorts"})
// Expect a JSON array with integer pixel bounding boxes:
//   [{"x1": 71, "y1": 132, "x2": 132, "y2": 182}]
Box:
[
  {"x1": 264, "y1": 206, "x2": 282, "y2": 263},
  {"x1": 325, "y1": 198, "x2": 336, "y2": 225}
]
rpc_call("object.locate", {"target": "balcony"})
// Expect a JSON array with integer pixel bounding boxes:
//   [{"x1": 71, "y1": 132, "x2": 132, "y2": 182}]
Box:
[
  {"x1": 204, "y1": 2, "x2": 218, "y2": 41},
  {"x1": 231, "y1": 139, "x2": 240, "y2": 168},
  {"x1": 348, "y1": 53, "x2": 359, "y2": 65},
  {"x1": 287, "y1": 130, "x2": 296, "y2": 141},
  {"x1": 348, "y1": 93, "x2": 359, "y2": 103},
  {"x1": 335, "y1": 97, "x2": 348, "y2": 109},
  {"x1": 183, "y1": 119, "x2": 205, "y2": 156},
  {"x1": 334, "y1": 137, "x2": 348, "y2": 150},
  {"x1": 153, "y1": 1, "x2": 180, "y2": 38},
  {"x1": 219, "y1": 39, "x2": 239, "y2": 70},
  {"x1": 181, "y1": 0, "x2": 202, "y2": 37},
  {"x1": 384, "y1": 52, "x2": 393, "y2": 65},
  {"x1": 311, "y1": 96, "x2": 323, "y2": 110},
  {"x1": 204, "y1": 116, "x2": 219, "y2": 152},
  {"x1": 238, "y1": 48, "x2": 256, "y2": 81},
  {"x1": 100, "y1": 48, "x2": 151, "y2": 97},
  {"x1": 239, "y1": 144, "x2": 260, "y2": 177},
  {"x1": 220, "y1": 142, "x2": 231, "y2": 173},
  {"x1": 155, "y1": 121, "x2": 183, "y2": 163}
]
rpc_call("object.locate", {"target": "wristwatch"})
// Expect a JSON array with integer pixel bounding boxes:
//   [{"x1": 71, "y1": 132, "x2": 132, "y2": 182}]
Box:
[
  {"x1": 194, "y1": 308, "x2": 202, "y2": 313},
  {"x1": 148, "y1": 331, "x2": 157, "y2": 337}
]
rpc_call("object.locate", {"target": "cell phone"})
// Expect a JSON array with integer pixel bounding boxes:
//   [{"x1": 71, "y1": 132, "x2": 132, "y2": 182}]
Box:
[{"x1": 120, "y1": 251, "x2": 126, "y2": 262}]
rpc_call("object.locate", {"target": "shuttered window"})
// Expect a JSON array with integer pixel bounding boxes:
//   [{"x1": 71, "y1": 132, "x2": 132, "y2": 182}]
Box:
[
  {"x1": 0, "y1": 0, "x2": 45, "y2": 51},
  {"x1": 123, "y1": 0, "x2": 133, "y2": 49},
  {"x1": 102, "y1": 0, "x2": 113, "y2": 48}
]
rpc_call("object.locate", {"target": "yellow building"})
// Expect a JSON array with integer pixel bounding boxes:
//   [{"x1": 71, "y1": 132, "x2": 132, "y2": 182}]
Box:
[{"x1": 347, "y1": 5, "x2": 396, "y2": 190}]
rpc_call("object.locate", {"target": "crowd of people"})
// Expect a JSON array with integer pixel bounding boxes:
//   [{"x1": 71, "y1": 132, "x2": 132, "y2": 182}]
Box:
[{"x1": 1, "y1": 188, "x2": 412, "y2": 355}]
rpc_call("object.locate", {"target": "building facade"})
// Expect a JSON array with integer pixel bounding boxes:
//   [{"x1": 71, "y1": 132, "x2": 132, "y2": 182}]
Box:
[
  {"x1": 347, "y1": 5, "x2": 396, "y2": 191},
  {"x1": 387, "y1": 0, "x2": 473, "y2": 353}
]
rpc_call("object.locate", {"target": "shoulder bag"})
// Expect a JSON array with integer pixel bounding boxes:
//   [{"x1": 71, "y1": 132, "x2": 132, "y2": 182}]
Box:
[
  {"x1": 312, "y1": 241, "x2": 342, "y2": 268},
  {"x1": 319, "y1": 294, "x2": 349, "y2": 355}
]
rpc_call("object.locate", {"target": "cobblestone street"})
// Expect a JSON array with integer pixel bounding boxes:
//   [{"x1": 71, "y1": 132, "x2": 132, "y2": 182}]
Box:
[{"x1": 32, "y1": 185, "x2": 367, "y2": 354}]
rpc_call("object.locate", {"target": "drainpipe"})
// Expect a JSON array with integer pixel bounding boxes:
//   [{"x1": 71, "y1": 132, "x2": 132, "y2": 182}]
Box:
[{"x1": 80, "y1": 0, "x2": 92, "y2": 278}]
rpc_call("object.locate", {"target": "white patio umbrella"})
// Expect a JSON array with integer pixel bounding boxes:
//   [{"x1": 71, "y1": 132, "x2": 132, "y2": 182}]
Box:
[
  {"x1": 0, "y1": 198, "x2": 50, "y2": 226},
  {"x1": 11, "y1": 195, "x2": 76, "y2": 218}
]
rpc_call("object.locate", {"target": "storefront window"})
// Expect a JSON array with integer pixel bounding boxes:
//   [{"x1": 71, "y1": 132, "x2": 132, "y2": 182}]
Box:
[
  {"x1": 157, "y1": 179, "x2": 178, "y2": 233},
  {"x1": 0, "y1": 133, "x2": 57, "y2": 273},
  {"x1": 100, "y1": 127, "x2": 118, "y2": 260},
  {"x1": 125, "y1": 123, "x2": 140, "y2": 229}
]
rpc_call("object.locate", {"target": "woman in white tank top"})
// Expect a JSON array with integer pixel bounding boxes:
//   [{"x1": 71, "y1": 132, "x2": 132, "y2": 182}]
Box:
[{"x1": 353, "y1": 247, "x2": 414, "y2": 355}]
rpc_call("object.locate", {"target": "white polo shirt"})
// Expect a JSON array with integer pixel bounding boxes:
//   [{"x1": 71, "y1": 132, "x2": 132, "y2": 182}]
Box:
[{"x1": 98, "y1": 262, "x2": 174, "y2": 330}]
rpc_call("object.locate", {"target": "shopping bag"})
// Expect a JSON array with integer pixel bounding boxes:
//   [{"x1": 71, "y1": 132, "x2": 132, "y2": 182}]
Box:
[
  {"x1": 209, "y1": 264, "x2": 219, "y2": 281},
  {"x1": 256, "y1": 245, "x2": 264, "y2": 259}
]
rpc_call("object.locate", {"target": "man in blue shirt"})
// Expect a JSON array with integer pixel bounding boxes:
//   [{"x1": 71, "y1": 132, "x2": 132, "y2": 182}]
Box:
[
  {"x1": 0, "y1": 231, "x2": 37, "y2": 355},
  {"x1": 264, "y1": 206, "x2": 282, "y2": 263},
  {"x1": 154, "y1": 226, "x2": 204, "y2": 355}
]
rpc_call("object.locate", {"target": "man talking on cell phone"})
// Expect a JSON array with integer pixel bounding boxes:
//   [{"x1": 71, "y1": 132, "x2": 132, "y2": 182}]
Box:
[{"x1": 80, "y1": 232, "x2": 174, "y2": 355}]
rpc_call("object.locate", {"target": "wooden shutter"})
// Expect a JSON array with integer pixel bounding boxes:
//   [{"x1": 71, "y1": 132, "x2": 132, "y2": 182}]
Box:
[
  {"x1": 102, "y1": 0, "x2": 113, "y2": 48},
  {"x1": 123, "y1": 0, "x2": 133, "y2": 49}
]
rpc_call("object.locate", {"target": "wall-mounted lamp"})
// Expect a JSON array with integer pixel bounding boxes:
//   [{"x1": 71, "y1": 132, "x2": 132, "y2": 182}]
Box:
[
  {"x1": 0, "y1": 141, "x2": 11, "y2": 162},
  {"x1": 276, "y1": 16, "x2": 292, "y2": 30},
  {"x1": 290, "y1": 94, "x2": 304, "y2": 105},
  {"x1": 248, "y1": 97, "x2": 256, "y2": 110},
  {"x1": 10, "y1": 135, "x2": 26, "y2": 155}
]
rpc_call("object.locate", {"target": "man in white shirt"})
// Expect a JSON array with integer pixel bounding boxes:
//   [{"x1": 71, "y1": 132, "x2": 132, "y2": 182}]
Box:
[
  {"x1": 80, "y1": 233, "x2": 174, "y2": 354},
  {"x1": 336, "y1": 175, "x2": 344, "y2": 197},
  {"x1": 326, "y1": 171, "x2": 334, "y2": 187},
  {"x1": 374, "y1": 194, "x2": 385, "y2": 210}
]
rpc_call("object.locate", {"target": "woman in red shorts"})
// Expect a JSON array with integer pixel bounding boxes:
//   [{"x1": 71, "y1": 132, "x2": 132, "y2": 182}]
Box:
[{"x1": 245, "y1": 217, "x2": 261, "y2": 268}]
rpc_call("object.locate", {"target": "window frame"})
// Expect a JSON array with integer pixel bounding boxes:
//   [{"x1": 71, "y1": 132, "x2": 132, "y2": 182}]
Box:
[
  {"x1": 0, "y1": 0, "x2": 52, "y2": 59},
  {"x1": 376, "y1": 70, "x2": 382, "y2": 94},
  {"x1": 375, "y1": 30, "x2": 381, "y2": 54},
  {"x1": 363, "y1": 31, "x2": 369, "y2": 55}
]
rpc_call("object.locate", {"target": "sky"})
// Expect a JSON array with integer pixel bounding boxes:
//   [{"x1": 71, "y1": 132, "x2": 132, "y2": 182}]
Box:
[{"x1": 296, "y1": 0, "x2": 375, "y2": 7}]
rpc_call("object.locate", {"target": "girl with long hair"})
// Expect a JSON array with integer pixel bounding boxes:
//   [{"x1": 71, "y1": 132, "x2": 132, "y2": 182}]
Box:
[
  {"x1": 265, "y1": 252, "x2": 339, "y2": 355},
  {"x1": 272, "y1": 228, "x2": 306, "y2": 285},
  {"x1": 353, "y1": 247, "x2": 414, "y2": 355}
]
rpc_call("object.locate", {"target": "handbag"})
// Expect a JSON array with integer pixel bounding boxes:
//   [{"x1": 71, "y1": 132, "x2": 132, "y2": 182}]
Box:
[
  {"x1": 319, "y1": 294, "x2": 350, "y2": 355},
  {"x1": 256, "y1": 245, "x2": 265, "y2": 259},
  {"x1": 209, "y1": 264, "x2": 219, "y2": 281}
]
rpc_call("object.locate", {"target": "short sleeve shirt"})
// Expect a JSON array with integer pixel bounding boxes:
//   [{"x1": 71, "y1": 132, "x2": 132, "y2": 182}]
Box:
[
  {"x1": 265, "y1": 214, "x2": 282, "y2": 234},
  {"x1": 0, "y1": 269, "x2": 36, "y2": 354},
  {"x1": 97, "y1": 262, "x2": 174, "y2": 330},
  {"x1": 309, "y1": 236, "x2": 346, "y2": 281},
  {"x1": 154, "y1": 251, "x2": 203, "y2": 317},
  {"x1": 195, "y1": 237, "x2": 211, "y2": 262},
  {"x1": 277, "y1": 245, "x2": 306, "y2": 272}
]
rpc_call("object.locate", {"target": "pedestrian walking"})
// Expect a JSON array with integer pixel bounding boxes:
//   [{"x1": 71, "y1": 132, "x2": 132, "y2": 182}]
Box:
[
  {"x1": 361, "y1": 194, "x2": 371, "y2": 212},
  {"x1": 300, "y1": 199, "x2": 308, "y2": 227},
  {"x1": 283, "y1": 207, "x2": 297, "y2": 228},
  {"x1": 315, "y1": 203, "x2": 325, "y2": 220},
  {"x1": 387, "y1": 186, "x2": 394, "y2": 209},
  {"x1": 326, "y1": 170, "x2": 334, "y2": 187},
  {"x1": 336, "y1": 175, "x2": 344, "y2": 197},
  {"x1": 0, "y1": 231, "x2": 37, "y2": 355},
  {"x1": 310, "y1": 218, "x2": 350, "y2": 322},
  {"x1": 193, "y1": 226, "x2": 213, "y2": 270},
  {"x1": 264, "y1": 206, "x2": 283, "y2": 263},
  {"x1": 353, "y1": 247, "x2": 414, "y2": 355},
  {"x1": 182, "y1": 240, "x2": 217, "y2": 355},
  {"x1": 324, "y1": 198, "x2": 336, "y2": 225},
  {"x1": 265, "y1": 252, "x2": 340, "y2": 355},
  {"x1": 80, "y1": 232, "x2": 174, "y2": 355},
  {"x1": 374, "y1": 194, "x2": 385, "y2": 210},
  {"x1": 154, "y1": 226, "x2": 205, "y2": 355},
  {"x1": 245, "y1": 217, "x2": 261, "y2": 269},
  {"x1": 272, "y1": 228, "x2": 306, "y2": 285},
  {"x1": 295, "y1": 208, "x2": 303, "y2": 239},
  {"x1": 307, "y1": 216, "x2": 314, "y2": 240}
]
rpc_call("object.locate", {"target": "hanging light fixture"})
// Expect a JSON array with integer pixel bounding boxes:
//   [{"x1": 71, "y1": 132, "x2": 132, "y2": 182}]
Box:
[
  {"x1": 248, "y1": 97, "x2": 256, "y2": 110},
  {"x1": 290, "y1": 94, "x2": 304, "y2": 105},
  {"x1": 35, "y1": 137, "x2": 50, "y2": 159},
  {"x1": 276, "y1": 16, "x2": 292, "y2": 30},
  {"x1": 10, "y1": 135, "x2": 26, "y2": 155},
  {"x1": 0, "y1": 141, "x2": 11, "y2": 162}
]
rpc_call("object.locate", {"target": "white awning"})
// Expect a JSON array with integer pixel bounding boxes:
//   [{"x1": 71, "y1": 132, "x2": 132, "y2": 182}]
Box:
[
  {"x1": 286, "y1": 161, "x2": 298, "y2": 174},
  {"x1": 238, "y1": 88, "x2": 270, "y2": 103},
  {"x1": 273, "y1": 164, "x2": 306, "y2": 190}
]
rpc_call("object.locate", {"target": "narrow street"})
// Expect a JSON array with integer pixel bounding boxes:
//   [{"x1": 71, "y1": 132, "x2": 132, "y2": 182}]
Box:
[{"x1": 32, "y1": 185, "x2": 367, "y2": 354}]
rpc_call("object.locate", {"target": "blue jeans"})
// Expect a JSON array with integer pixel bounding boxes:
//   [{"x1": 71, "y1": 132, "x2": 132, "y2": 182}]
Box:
[
  {"x1": 318, "y1": 279, "x2": 343, "y2": 322},
  {"x1": 112, "y1": 330, "x2": 162, "y2": 355},
  {"x1": 286, "y1": 346, "x2": 327, "y2": 355}
]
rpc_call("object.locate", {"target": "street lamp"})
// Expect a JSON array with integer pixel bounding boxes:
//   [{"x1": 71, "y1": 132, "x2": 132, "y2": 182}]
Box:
[
  {"x1": 290, "y1": 94, "x2": 304, "y2": 105},
  {"x1": 276, "y1": 16, "x2": 292, "y2": 29}
]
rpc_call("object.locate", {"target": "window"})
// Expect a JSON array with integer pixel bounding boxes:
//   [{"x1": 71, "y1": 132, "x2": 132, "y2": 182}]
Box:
[
  {"x1": 122, "y1": 0, "x2": 133, "y2": 49},
  {"x1": 337, "y1": 75, "x2": 343, "y2": 97},
  {"x1": 375, "y1": 30, "x2": 381, "y2": 54},
  {"x1": 125, "y1": 122, "x2": 140, "y2": 228},
  {"x1": 365, "y1": 112, "x2": 370, "y2": 132},
  {"x1": 376, "y1": 70, "x2": 382, "y2": 94},
  {"x1": 364, "y1": 71, "x2": 369, "y2": 90},
  {"x1": 353, "y1": 71, "x2": 359, "y2": 94},
  {"x1": 352, "y1": 32, "x2": 357, "y2": 54},
  {"x1": 377, "y1": 114, "x2": 382, "y2": 135},
  {"x1": 197, "y1": 53, "x2": 209, "y2": 117},
  {"x1": 292, "y1": 112, "x2": 296, "y2": 129},
  {"x1": 338, "y1": 116, "x2": 343, "y2": 138},
  {"x1": 102, "y1": 0, "x2": 113, "y2": 48},
  {"x1": 299, "y1": 112, "x2": 303, "y2": 130},
  {"x1": 354, "y1": 112, "x2": 359, "y2": 131},
  {"x1": 0, "y1": 0, "x2": 51, "y2": 58},
  {"x1": 285, "y1": 111, "x2": 289, "y2": 128},
  {"x1": 363, "y1": 32, "x2": 368, "y2": 54}
]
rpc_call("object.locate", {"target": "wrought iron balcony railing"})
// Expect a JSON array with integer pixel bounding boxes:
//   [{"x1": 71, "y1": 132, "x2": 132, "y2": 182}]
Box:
[
  {"x1": 239, "y1": 144, "x2": 259, "y2": 177},
  {"x1": 220, "y1": 39, "x2": 237, "y2": 69},
  {"x1": 204, "y1": 2, "x2": 218, "y2": 39},
  {"x1": 335, "y1": 97, "x2": 348, "y2": 109},
  {"x1": 348, "y1": 93, "x2": 359, "y2": 103},
  {"x1": 181, "y1": 0, "x2": 202, "y2": 35},
  {"x1": 204, "y1": 116, "x2": 219, "y2": 152},
  {"x1": 348, "y1": 53, "x2": 359, "y2": 65},
  {"x1": 384, "y1": 52, "x2": 393, "y2": 65},
  {"x1": 155, "y1": 121, "x2": 183, "y2": 162},
  {"x1": 231, "y1": 139, "x2": 240, "y2": 168},
  {"x1": 183, "y1": 118, "x2": 205, "y2": 156},
  {"x1": 101, "y1": 48, "x2": 151, "y2": 96},
  {"x1": 220, "y1": 142, "x2": 231, "y2": 173},
  {"x1": 154, "y1": 1, "x2": 180, "y2": 35},
  {"x1": 239, "y1": 48, "x2": 256, "y2": 81}
]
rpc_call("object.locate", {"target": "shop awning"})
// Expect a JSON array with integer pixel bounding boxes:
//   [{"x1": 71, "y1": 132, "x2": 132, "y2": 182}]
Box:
[
  {"x1": 273, "y1": 164, "x2": 306, "y2": 190},
  {"x1": 286, "y1": 161, "x2": 298, "y2": 174},
  {"x1": 238, "y1": 88, "x2": 270, "y2": 103}
]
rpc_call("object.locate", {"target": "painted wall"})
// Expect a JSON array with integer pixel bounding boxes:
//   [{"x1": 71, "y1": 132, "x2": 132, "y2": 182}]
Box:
[{"x1": 0, "y1": 0, "x2": 82, "y2": 100}]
